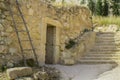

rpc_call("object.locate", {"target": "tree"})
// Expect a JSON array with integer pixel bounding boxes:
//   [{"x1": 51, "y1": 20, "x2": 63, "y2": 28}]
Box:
[
  {"x1": 102, "y1": 0, "x2": 109, "y2": 16},
  {"x1": 112, "y1": 0, "x2": 120, "y2": 16},
  {"x1": 88, "y1": 0, "x2": 95, "y2": 15},
  {"x1": 96, "y1": 0, "x2": 103, "y2": 16},
  {"x1": 51, "y1": 0, "x2": 56, "y2": 2},
  {"x1": 80, "y1": 0, "x2": 86, "y2": 4}
]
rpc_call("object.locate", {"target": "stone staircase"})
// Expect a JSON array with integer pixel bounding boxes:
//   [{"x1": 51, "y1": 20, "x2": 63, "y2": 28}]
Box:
[{"x1": 78, "y1": 32, "x2": 120, "y2": 63}]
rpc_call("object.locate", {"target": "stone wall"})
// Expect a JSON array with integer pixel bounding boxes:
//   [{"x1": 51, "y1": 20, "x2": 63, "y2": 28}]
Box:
[
  {"x1": 0, "y1": 0, "x2": 93, "y2": 66},
  {"x1": 61, "y1": 31, "x2": 96, "y2": 65}
]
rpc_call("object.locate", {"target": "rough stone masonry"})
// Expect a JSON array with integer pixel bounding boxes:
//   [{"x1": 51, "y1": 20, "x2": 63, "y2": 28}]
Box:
[{"x1": 0, "y1": 0, "x2": 94, "y2": 66}]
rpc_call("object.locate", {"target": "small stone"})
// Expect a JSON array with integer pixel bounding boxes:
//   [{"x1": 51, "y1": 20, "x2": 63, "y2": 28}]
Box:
[
  {"x1": 1, "y1": 14, "x2": 6, "y2": 19},
  {"x1": 0, "y1": 24, "x2": 4, "y2": 31},
  {"x1": 6, "y1": 38, "x2": 12, "y2": 45},
  {"x1": 0, "y1": 45, "x2": 7, "y2": 53},
  {"x1": 33, "y1": 71, "x2": 49, "y2": 80},
  {"x1": 9, "y1": 48, "x2": 17, "y2": 55},
  {"x1": 28, "y1": 8, "x2": 34, "y2": 16},
  {"x1": 2, "y1": 55, "x2": 5, "y2": 59},
  {"x1": 0, "y1": 3, "x2": 7, "y2": 10},
  {"x1": 61, "y1": 51, "x2": 72, "y2": 59},
  {"x1": 7, "y1": 62, "x2": 14, "y2": 68},
  {"x1": 1, "y1": 32, "x2": 7, "y2": 36}
]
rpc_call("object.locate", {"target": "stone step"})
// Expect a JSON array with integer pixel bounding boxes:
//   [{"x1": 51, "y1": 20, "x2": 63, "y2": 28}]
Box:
[
  {"x1": 96, "y1": 38, "x2": 115, "y2": 40},
  {"x1": 80, "y1": 56, "x2": 120, "y2": 59},
  {"x1": 86, "y1": 51, "x2": 120, "y2": 54},
  {"x1": 96, "y1": 32, "x2": 116, "y2": 35},
  {"x1": 96, "y1": 39, "x2": 115, "y2": 42},
  {"x1": 96, "y1": 40, "x2": 116, "y2": 42},
  {"x1": 94, "y1": 46, "x2": 120, "y2": 48},
  {"x1": 85, "y1": 54, "x2": 120, "y2": 57},
  {"x1": 93, "y1": 46, "x2": 119, "y2": 48},
  {"x1": 97, "y1": 36, "x2": 115, "y2": 38},
  {"x1": 95, "y1": 44, "x2": 117, "y2": 47},
  {"x1": 95, "y1": 44, "x2": 118, "y2": 46},
  {"x1": 90, "y1": 47, "x2": 120, "y2": 50},
  {"x1": 96, "y1": 41, "x2": 117, "y2": 43},
  {"x1": 97, "y1": 35, "x2": 115, "y2": 37},
  {"x1": 78, "y1": 59, "x2": 118, "y2": 64},
  {"x1": 78, "y1": 32, "x2": 120, "y2": 64},
  {"x1": 96, "y1": 41, "x2": 120, "y2": 43},
  {"x1": 96, "y1": 38, "x2": 120, "y2": 40},
  {"x1": 96, "y1": 34, "x2": 115, "y2": 36}
]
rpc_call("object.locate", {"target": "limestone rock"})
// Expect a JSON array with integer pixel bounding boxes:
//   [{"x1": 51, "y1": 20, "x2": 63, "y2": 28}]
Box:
[
  {"x1": 63, "y1": 59, "x2": 75, "y2": 65},
  {"x1": 0, "y1": 2, "x2": 7, "y2": 10},
  {"x1": 0, "y1": 24, "x2": 4, "y2": 31},
  {"x1": 6, "y1": 67, "x2": 33, "y2": 80},
  {"x1": 0, "y1": 45, "x2": 8, "y2": 53},
  {"x1": 6, "y1": 62, "x2": 14, "y2": 68},
  {"x1": 61, "y1": 51, "x2": 71, "y2": 59},
  {"x1": 33, "y1": 71, "x2": 49, "y2": 80},
  {"x1": 9, "y1": 48, "x2": 17, "y2": 55},
  {"x1": 15, "y1": 77, "x2": 34, "y2": 80}
]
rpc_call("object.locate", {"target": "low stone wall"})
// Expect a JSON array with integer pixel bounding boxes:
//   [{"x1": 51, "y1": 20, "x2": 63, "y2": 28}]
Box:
[{"x1": 61, "y1": 31, "x2": 96, "y2": 65}]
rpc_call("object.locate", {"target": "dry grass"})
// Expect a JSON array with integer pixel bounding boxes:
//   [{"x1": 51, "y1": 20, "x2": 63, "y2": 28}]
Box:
[{"x1": 93, "y1": 16, "x2": 120, "y2": 26}]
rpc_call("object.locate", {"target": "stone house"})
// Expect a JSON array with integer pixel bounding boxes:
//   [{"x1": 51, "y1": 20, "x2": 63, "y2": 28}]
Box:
[{"x1": 0, "y1": 0, "x2": 95, "y2": 66}]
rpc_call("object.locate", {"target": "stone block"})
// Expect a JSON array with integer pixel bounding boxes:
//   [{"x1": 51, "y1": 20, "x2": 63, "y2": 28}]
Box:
[
  {"x1": 63, "y1": 59, "x2": 75, "y2": 65},
  {"x1": 61, "y1": 51, "x2": 71, "y2": 59},
  {"x1": 15, "y1": 77, "x2": 34, "y2": 80},
  {"x1": 6, "y1": 67, "x2": 33, "y2": 80}
]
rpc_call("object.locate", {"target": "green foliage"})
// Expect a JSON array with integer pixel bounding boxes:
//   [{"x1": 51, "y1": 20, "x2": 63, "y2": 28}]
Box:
[
  {"x1": 65, "y1": 40, "x2": 76, "y2": 49},
  {"x1": 50, "y1": 0, "x2": 56, "y2": 2},
  {"x1": 102, "y1": 0, "x2": 109, "y2": 16},
  {"x1": 112, "y1": 0, "x2": 120, "y2": 16},
  {"x1": 88, "y1": 0, "x2": 95, "y2": 15},
  {"x1": 96, "y1": 0, "x2": 103, "y2": 16},
  {"x1": 17, "y1": 58, "x2": 37, "y2": 67},
  {"x1": 80, "y1": 0, "x2": 86, "y2": 4},
  {"x1": 93, "y1": 16, "x2": 120, "y2": 26},
  {"x1": 0, "y1": 65, "x2": 7, "y2": 72}
]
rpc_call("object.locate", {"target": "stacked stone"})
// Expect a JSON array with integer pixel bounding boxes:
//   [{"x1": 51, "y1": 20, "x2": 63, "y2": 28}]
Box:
[
  {"x1": 0, "y1": 0, "x2": 14, "y2": 54},
  {"x1": 0, "y1": 0, "x2": 19, "y2": 69},
  {"x1": 0, "y1": 0, "x2": 8, "y2": 54}
]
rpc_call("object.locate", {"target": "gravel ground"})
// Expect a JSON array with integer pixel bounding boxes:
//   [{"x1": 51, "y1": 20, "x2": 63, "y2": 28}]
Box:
[
  {"x1": 0, "y1": 64, "x2": 116, "y2": 80},
  {"x1": 49, "y1": 64, "x2": 115, "y2": 80},
  {"x1": 94, "y1": 65, "x2": 120, "y2": 80}
]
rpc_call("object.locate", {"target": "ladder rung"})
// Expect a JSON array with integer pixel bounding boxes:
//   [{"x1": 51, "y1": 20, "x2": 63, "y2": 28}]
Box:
[
  {"x1": 21, "y1": 39, "x2": 33, "y2": 41},
  {"x1": 16, "y1": 22, "x2": 27, "y2": 24},
  {"x1": 0, "y1": 40, "x2": 5, "y2": 42},
  {"x1": 0, "y1": 35, "x2": 7, "y2": 37},
  {"x1": 13, "y1": 13, "x2": 21, "y2": 16},
  {"x1": 12, "y1": 12, "x2": 25, "y2": 16},
  {"x1": 23, "y1": 48, "x2": 36, "y2": 51},
  {"x1": 0, "y1": 43, "x2": 5, "y2": 45},
  {"x1": 16, "y1": 30, "x2": 28, "y2": 32}
]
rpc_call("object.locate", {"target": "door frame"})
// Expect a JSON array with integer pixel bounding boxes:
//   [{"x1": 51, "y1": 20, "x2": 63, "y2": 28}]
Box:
[{"x1": 41, "y1": 17, "x2": 62, "y2": 64}]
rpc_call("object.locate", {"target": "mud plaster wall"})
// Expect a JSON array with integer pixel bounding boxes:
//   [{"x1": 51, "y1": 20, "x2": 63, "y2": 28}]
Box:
[{"x1": 0, "y1": 0, "x2": 93, "y2": 65}]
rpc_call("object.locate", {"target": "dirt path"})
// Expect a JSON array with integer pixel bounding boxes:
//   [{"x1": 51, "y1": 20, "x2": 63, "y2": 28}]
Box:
[{"x1": 48, "y1": 64, "x2": 115, "y2": 80}]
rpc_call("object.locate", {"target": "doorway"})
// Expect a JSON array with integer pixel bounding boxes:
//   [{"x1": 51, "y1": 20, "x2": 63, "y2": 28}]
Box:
[{"x1": 45, "y1": 24, "x2": 56, "y2": 64}]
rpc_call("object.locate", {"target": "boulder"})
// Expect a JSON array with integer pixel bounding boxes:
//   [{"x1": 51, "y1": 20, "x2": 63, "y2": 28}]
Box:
[{"x1": 6, "y1": 67, "x2": 33, "y2": 80}]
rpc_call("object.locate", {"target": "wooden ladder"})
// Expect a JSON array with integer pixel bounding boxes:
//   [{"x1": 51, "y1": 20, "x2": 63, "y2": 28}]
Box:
[{"x1": 7, "y1": 0, "x2": 39, "y2": 66}]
